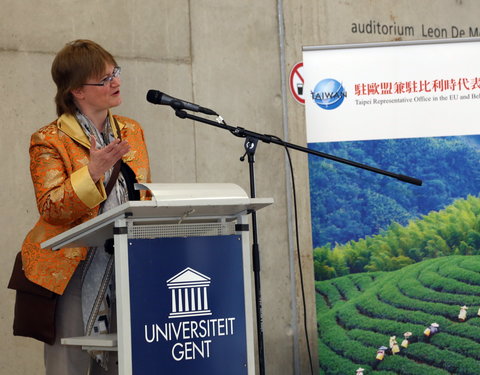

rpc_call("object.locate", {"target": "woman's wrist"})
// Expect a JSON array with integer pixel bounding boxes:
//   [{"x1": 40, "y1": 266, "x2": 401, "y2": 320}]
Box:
[{"x1": 87, "y1": 164, "x2": 102, "y2": 183}]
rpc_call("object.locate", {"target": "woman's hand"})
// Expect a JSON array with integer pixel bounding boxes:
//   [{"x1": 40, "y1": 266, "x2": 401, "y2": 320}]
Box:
[{"x1": 87, "y1": 135, "x2": 130, "y2": 182}]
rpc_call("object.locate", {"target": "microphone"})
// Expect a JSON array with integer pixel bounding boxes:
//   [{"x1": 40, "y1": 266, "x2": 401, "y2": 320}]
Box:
[{"x1": 146, "y1": 90, "x2": 218, "y2": 116}]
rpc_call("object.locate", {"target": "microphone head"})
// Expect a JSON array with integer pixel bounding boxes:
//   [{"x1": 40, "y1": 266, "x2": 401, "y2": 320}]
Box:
[{"x1": 146, "y1": 89, "x2": 163, "y2": 104}]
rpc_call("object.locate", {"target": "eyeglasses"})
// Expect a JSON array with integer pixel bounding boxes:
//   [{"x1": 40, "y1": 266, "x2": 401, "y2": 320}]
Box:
[{"x1": 82, "y1": 66, "x2": 121, "y2": 87}]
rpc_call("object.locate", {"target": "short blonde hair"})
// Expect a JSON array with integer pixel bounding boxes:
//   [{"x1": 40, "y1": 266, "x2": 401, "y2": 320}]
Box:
[{"x1": 51, "y1": 40, "x2": 117, "y2": 116}]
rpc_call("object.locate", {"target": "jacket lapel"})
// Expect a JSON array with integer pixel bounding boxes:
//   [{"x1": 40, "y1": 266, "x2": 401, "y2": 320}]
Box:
[{"x1": 56, "y1": 111, "x2": 125, "y2": 148}]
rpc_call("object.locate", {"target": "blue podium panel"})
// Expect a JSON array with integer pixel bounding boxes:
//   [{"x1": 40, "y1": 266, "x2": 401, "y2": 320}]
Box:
[{"x1": 128, "y1": 235, "x2": 248, "y2": 375}]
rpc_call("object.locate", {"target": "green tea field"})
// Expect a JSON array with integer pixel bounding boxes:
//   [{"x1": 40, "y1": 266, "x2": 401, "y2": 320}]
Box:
[{"x1": 316, "y1": 255, "x2": 480, "y2": 374}]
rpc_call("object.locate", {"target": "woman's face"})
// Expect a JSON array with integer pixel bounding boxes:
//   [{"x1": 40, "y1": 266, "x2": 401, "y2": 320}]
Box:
[{"x1": 75, "y1": 64, "x2": 122, "y2": 114}]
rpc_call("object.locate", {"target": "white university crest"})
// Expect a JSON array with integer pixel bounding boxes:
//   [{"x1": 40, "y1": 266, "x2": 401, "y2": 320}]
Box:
[{"x1": 167, "y1": 267, "x2": 212, "y2": 319}]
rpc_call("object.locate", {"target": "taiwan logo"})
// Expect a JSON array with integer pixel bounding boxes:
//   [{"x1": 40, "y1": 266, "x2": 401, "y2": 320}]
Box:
[{"x1": 311, "y1": 78, "x2": 347, "y2": 110}]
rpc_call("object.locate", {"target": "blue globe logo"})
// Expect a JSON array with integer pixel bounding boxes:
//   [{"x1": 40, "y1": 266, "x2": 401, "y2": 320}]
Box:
[{"x1": 311, "y1": 79, "x2": 347, "y2": 110}]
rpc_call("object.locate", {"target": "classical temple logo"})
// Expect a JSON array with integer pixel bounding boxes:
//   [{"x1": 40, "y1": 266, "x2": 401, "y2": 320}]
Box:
[{"x1": 167, "y1": 267, "x2": 212, "y2": 319}]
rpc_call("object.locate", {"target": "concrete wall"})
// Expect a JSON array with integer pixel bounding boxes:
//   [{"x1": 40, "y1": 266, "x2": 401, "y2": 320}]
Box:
[
  {"x1": 0, "y1": 1, "x2": 315, "y2": 374},
  {"x1": 280, "y1": 1, "x2": 480, "y2": 374}
]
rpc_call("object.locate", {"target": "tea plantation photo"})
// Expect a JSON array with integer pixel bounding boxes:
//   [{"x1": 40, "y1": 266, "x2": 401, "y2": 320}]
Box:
[
  {"x1": 310, "y1": 136, "x2": 480, "y2": 374},
  {"x1": 317, "y1": 255, "x2": 480, "y2": 374}
]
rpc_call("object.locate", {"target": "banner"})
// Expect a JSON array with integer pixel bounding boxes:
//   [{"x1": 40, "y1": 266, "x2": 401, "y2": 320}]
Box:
[
  {"x1": 304, "y1": 39, "x2": 480, "y2": 374},
  {"x1": 304, "y1": 38, "x2": 480, "y2": 142}
]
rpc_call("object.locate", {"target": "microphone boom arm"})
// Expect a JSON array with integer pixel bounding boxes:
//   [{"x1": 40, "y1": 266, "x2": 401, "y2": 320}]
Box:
[{"x1": 174, "y1": 109, "x2": 422, "y2": 186}]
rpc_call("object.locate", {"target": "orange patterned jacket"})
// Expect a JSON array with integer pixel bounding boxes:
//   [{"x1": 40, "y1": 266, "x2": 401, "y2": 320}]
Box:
[{"x1": 21, "y1": 112, "x2": 151, "y2": 295}]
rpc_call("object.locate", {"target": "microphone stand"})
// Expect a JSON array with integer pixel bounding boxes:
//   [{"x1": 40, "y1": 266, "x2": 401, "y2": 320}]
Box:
[
  {"x1": 239, "y1": 136, "x2": 265, "y2": 373},
  {"x1": 173, "y1": 108, "x2": 422, "y2": 375}
]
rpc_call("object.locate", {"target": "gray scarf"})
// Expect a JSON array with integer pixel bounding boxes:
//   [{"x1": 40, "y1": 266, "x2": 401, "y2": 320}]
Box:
[{"x1": 76, "y1": 110, "x2": 128, "y2": 370}]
